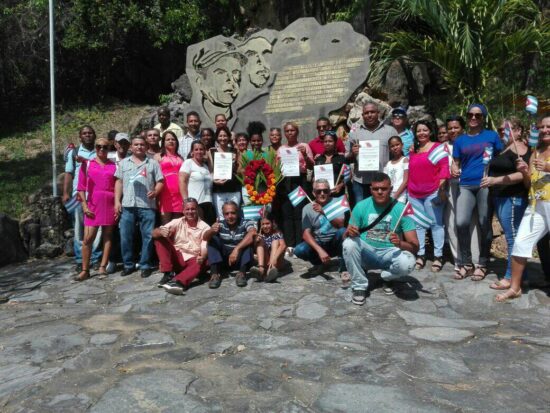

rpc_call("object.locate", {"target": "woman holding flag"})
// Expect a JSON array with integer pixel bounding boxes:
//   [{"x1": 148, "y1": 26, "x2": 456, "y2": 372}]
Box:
[
  {"x1": 481, "y1": 117, "x2": 530, "y2": 290},
  {"x1": 452, "y1": 104, "x2": 502, "y2": 280},
  {"x1": 407, "y1": 120, "x2": 450, "y2": 272},
  {"x1": 314, "y1": 131, "x2": 348, "y2": 197},
  {"x1": 496, "y1": 114, "x2": 550, "y2": 301}
]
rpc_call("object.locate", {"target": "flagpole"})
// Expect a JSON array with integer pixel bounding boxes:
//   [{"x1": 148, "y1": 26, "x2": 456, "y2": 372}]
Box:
[
  {"x1": 49, "y1": 0, "x2": 57, "y2": 197},
  {"x1": 334, "y1": 164, "x2": 345, "y2": 187},
  {"x1": 391, "y1": 202, "x2": 408, "y2": 232}
]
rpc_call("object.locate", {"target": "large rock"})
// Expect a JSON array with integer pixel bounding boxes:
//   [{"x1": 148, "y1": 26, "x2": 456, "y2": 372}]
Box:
[
  {"x1": 0, "y1": 213, "x2": 27, "y2": 267},
  {"x1": 184, "y1": 18, "x2": 370, "y2": 140}
]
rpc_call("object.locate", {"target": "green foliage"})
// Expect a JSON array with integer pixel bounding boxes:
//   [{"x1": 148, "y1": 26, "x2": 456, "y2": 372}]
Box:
[{"x1": 370, "y1": 0, "x2": 550, "y2": 102}]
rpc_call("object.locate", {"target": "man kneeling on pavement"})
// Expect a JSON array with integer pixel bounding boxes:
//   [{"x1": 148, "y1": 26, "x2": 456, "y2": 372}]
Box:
[
  {"x1": 343, "y1": 172, "x2": 419, "y2": 305},
  {"x1": 203, "y1": 201, "x2": 256, "y2": 288},
  {"x1": 294, "y1": 178, "x2": 350, "y2": 284},
  {"x1": 152, "y1": 198, "x2": 210, "y2": 295}
]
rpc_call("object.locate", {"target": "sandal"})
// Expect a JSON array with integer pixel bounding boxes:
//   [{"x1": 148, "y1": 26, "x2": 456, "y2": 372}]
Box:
[
  {"x1": 73, "y1": 270, "x2": 90, "y2": 282},
  {"x1": 415, "y1": 256, "x2": 426, "y2": 270},
  {"x1": 471, "y1": 265, "x2": 488, "y2": 281},
  {"x1": 495, "y1": 288, "x2": 522, "y2": 302},
  {"x1": 340, "y1": 271, "x2": 351, "y2": 289},
  {"x1": 489, "y1": 279, "x2": 511, "y2": 290},
  {"x1": 431, "y1": 257, "x2": 443, "y2": 272},
  {"x1": 97, "y1": 265, "x2": 108, "y2": 279},
  {"x1": 453, "y1": 264, "x2": 473, "y2": 280}
]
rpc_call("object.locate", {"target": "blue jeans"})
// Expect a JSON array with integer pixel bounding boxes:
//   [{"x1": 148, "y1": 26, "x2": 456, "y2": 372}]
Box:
[
  {"x1": 294, "y1": 227, "x2": 347, "y2": 271},
  {"x1": 207, "y1": 235, "x2": 252, "y2": 273},
  {"x1": 352, "y1": 181, "x2": 371, "y2": 205},
  {"x1": 342, "y1": 237, "x2": 416, "y2": 291},
  {"x1": 119, "y1": 207, "x2": 156, "y2": 270},
  {"x1": 493, "y1": 196, "x2": 528, "y2": 279},
  {"x1": 409, "y1": 190, "x2": 445, "y2": 257},
  {"x1": 72, "y1": 204, "x2": 102, "y2": 264}
]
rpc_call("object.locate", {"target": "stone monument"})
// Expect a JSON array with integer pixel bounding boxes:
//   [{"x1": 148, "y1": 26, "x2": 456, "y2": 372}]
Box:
[{"x1": 185, "y1": 18, "x2": 370, "y2": 141}]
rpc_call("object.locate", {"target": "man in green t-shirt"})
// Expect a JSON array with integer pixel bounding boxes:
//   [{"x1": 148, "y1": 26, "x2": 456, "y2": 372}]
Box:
[{"x1": 343, "y1": 172, "x2": 419, "y2": 305}]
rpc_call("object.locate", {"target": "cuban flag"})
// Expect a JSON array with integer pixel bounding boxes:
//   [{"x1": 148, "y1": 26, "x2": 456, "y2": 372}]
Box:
[
  {"x1": 526, "y1": 95, "x2": 538, "y2": 115},
  {"x1": 341, "y1": 164, "x2": 351, "y2": 183},
  {"x1": 63, "y1": 143, "x2": 76, "y2": 162},
  {"x1": 288, "y1": 186, "x2": 308, "y2": 207},
  {"x1": 529, "y1": 123, "x2": 539, "y2": 147},
  {"x1": 403, "y1": 202, "x2": 432, "y2": 229},
  {"x1": 427, "y1": 144, "x2": 449, "y2": 165},
  {"x1": 482, "y1": 146, "x2": 493, "y2": 165},
  {"x1": 242, "y1": 205, "x2": 264, "y2": 221},
  {"x1": 323, "y1": 195, "x2": 350, "y2": 221},
  {"x1": 502, "y1": 121, "x2": 512, "y2": 144},
  {"x1": 64, "y1": 195, "x2": 80, "y2": 214}
]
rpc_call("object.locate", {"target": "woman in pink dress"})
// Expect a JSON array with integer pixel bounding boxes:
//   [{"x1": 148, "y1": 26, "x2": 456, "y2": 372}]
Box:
[
  {"x1": 75, "y1": 138, "x2": 117, "y2": 281},
  {"x1": 156, "y1": 131, "x2": 184, "y2": 224}
]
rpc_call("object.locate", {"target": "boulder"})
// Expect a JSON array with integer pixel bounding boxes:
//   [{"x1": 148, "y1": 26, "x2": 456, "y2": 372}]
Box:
[
  {"x1": 347, "y1": 92, "x2": 392, "y2": 125},
  {"x1": 171, "y1": 73, "x2": 193, "y2": 103},
  {"x1": 0, "y1": 213, "x2": 27, "y2": 267}
]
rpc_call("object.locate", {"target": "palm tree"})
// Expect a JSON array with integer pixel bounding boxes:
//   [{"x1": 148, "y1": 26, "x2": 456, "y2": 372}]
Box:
[{"x1": 369, "y1": 0, "x2": 549, "y2": 102}]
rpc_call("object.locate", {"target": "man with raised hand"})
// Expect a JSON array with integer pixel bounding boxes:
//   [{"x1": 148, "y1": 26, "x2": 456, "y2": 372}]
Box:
[
  {"x1": 343, "y1": 172, "x2": 418, "y2": 305},
  {"x1": 203, "y1": 201, "x2": 256, "y2": 289},
  {"x1": 294, "y1": 179, "x2": 349, "y2": 282}
]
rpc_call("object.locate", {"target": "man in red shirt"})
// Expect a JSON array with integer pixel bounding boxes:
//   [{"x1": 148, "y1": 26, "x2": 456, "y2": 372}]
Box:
[{"x1": 308, "y1": 117, "x2": 346, "y2": 158}]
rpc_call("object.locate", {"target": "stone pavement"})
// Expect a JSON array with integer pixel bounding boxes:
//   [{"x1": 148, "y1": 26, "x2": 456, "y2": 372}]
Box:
[{"x1": 0, "y1": 256, "x2": 549, "y2": 412}]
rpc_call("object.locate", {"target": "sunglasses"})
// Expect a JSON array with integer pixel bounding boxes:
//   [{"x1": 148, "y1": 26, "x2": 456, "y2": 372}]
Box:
[
  {"x1": 371, "y1": 187, "x2": 390, "y2": 192},
  {"x1": 314, "y1": 188, "x2": 330, "y2": 194},
  {"x1": 96, "y1": 145, "x2": 110, "y2": 151},
  {"x1": 466, "y1": 113, "x2": 483, "y2": 120},
  {"x1": 392, "y1": 114, "x2": 405, "y2": 119}
]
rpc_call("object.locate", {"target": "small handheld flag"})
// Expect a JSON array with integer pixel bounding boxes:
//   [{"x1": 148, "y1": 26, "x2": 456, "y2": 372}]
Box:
[
  {"x1": 242, "y1": 205, "x2": 264, "y2": 221},
  {"x1": 482, "y1": 146, "x2": 493, "y2": 165},
  {"x1": 529, "y1": 124, "x2": 539, "y2": 148},
  {"x1": 402, "y1": 202, "x2": 432, "y2": 229},
  {"x1": 502, "y1": 121, "x2": 511, "y2": 145},
  {"x1": 323, "y1": 195, "x2": 350, "y2": 221},
  {"x1": 427, "y1": 144, "x2": 449, "y2": 165},
  {"x1": 64, "y1": 143, "x2": 76, "y2": 162},
  {"x1": 526, "y1": 95, "x2": 538, "y2": 115},
  {"x1": 64, "y1": 195, "x2": 80, "y2": 214},
  {"x1": 288, "y1": 186, "x2": 308, "y2": 207},
  {"x1": 341, "y1": 164, "x2": 351, "y2": 183}
]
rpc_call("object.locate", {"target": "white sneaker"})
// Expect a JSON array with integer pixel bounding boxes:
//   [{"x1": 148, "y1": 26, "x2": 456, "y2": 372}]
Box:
[{"x1": 285, "y1": 247, "x2": 295, "y2": 258}]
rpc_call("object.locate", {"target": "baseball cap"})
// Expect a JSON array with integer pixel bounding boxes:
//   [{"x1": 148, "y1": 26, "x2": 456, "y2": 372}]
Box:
[
  {"x1": 115, "y1": 133, "x2": 130, "y2": 142},
  {"x1": 391, "y1": 107, "x2": 407, "y2": 117}
]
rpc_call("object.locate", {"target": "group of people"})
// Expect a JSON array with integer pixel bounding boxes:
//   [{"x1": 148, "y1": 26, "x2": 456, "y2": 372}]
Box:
[{"x1": 62, "y1": 103, "x2": 550, "y2": 305}]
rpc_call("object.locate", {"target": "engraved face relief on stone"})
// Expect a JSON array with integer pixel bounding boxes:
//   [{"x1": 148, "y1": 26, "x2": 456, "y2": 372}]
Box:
[
  {"x1": 185, "y1": 18, "x2": 370, "y2": 137},
  {"x1": 193, "y1": 48, "x2": 247, "y2": 122},
  {"x1": 238, "y1": 37, "x2": 275, "y2": 88}
]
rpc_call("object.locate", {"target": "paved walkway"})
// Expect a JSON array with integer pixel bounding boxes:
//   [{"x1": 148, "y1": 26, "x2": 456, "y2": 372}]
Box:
[{"x1": 0, "y1": 256, "x2": 549, "y2": 412}]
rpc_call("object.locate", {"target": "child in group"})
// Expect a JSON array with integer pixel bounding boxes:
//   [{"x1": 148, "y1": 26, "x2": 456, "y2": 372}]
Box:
[
  {"x1": 383, "y1": 136, "x2": 409, "y2": 203},
  {"x1": 251, "y1": 213, "x2": 288, "y2": 282}
]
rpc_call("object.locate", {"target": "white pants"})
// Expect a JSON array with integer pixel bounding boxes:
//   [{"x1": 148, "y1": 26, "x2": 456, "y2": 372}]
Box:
[{"x1": 511, "y1": 201, "x2": 550, "y2": 258}]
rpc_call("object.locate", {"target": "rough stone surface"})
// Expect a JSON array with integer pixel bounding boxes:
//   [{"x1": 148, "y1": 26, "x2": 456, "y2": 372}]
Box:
[
  {"x1": 184, "y1": 18, "x2": 370, "y2": 140},
  {"x1": 409, "y1": 327, "x2": 474, "y2": 343},
  {"x1": 0, "y1": 213, "x2": 27, "y2": 267},
  {"x1": 0, "y1": 255, "x2": 548, "y2": 412}
]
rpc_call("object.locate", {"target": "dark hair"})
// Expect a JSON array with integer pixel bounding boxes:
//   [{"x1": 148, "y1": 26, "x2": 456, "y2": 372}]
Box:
[
  {"x1": 215, "y1": 126, "x2": 232, "y2": 143},
  {"x1": 201, "y1": 127, "x2": 214, "y2": 136},
  {"x1": 257, "y1": 212, "x2": 279, "y2": 233},
  {"x1": 160, "y1": 131, "x2": 182, "y2": 158},
  {"x1": 317, "y1": 116, "x2": 330, "y2": 123},
  {"x1": 322, "y1": 132, "x2": 337, "y2": 143},
  {"x1": 157, "y1": 106, "x2": 170, "y2": 116},
  {"x1": 371, "y1": 172, "x2": 391, "y2": 184},
  {"x1": 131, "y1": 134, "x2": 146, "y2": 143},
  {"x1": 246, "y1": 121, "x2": 266, "y2": 137},
  {"x1": 387, "y1": 135, "x2": 404, "y2": 160},
  {"x1": 269, "y1": 127, "x2": 281, "y2": 134},
  {"x1": 187, "y1": 140, "x2": 206, "y2": 160},
  {"x1": 445, "y1": 115, "x2": 466, "y2": 130},
  {"x1": 413, "y1": 120, "x2": 436, "y2": 152},
  {"x1": 107, "y1": 130, "x2": 118, "y2": 141},
  {"x1": 235, "y1": 132, "x2": 249, "y2": 142},
  {"x1": 186, "y1": 111, "x2": 200, "y2": 119},
  {"x1": 79, "y1": 125, "x2": 96, "y2": 138}
]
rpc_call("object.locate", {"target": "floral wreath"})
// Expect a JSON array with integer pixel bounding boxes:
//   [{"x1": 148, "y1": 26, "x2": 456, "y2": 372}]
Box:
[{"x1": 237, "y1": 149, "x2": 283, "y2": 205}]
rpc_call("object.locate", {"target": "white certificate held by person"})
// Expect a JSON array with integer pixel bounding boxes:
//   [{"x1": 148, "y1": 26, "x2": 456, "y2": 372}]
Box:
[
  {"x1": 280, "y1": 147, "x2": 300, "y2": 177},
  {"x1": 213, "y1": 152, "x2": 233, "y2": 180},
  {"x1": 313, "y1": 164, "x2": 335, "y2": 188},
  {"x1": 358, "y1": 140, "x2": 380, "y2": 171}
]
